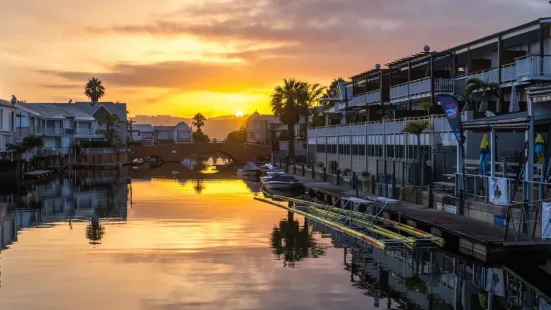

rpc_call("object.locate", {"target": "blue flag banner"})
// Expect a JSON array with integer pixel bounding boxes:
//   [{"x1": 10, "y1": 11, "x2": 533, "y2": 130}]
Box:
[{"x1": 437, "y1": 94, "x2": 464, "y2": 145}]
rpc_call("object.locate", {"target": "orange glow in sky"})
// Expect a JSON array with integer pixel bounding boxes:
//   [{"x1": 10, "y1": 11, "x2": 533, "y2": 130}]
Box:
[{"x1": 0, "y1": 0, "x2": 545, "y2": 117}]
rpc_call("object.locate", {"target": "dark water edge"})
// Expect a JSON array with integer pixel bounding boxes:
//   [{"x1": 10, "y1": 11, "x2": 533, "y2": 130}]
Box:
[{"x1": 0, "y1": 167, "x2": 549, "y2": 309}]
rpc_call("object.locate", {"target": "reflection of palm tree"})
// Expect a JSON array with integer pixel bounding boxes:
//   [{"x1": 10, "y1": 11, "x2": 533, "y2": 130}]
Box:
[
  {"x1": 270, "y1": 212, "x2": 326, "y2": 267},
  {"x1": 193, "y1": 179, "x2": 205, "y2": 194},
  {"x1": 86, "y1": 216, "x2": 105, "y2": 245}
]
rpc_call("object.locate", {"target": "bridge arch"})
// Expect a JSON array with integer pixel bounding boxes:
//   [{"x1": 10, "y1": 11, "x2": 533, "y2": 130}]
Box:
[{"x1": 132, "y1": 143, "x2": 272, "y2": 163}]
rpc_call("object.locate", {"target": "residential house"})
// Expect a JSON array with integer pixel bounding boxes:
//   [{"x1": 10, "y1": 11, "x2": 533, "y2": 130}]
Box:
[
  {"x1": 246, "y1": 112, "x2": 282, "y2": 144},
  {"x1": 154, "y1": 126, "x2": 175, "y2": 144},
  {"x1": 0, "y1": 99, "x2": 15, "y2": 153},
  {"x1": 131, "y1": 124, "x2": 154, "y2": 145},
  {"x1": 174, "y1": 121, "x2": 192, "y2": 143},
  {"x1": 72, "y1": 102, "x2": 128, "y2": 144}
]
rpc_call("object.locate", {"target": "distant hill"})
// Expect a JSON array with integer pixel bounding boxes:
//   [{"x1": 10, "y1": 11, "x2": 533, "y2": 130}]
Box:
[{"x1": 131, "y1": 115, "x2": 248, "y2": 141}]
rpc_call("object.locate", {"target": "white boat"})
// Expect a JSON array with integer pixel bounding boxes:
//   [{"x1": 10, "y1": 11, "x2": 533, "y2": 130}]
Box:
[
  {"x1": 262, "y1": 175, "x2": 305, "y2": 195},
  {"x1": 237, "y1": 162, "x2": 262, "y2": 179},
  {"x1": 260, "y1": 171, "x2": 286, "y2": 183}
]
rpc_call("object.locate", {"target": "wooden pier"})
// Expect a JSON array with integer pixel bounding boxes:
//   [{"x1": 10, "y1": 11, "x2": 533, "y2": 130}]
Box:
[{"x1": 281, "y1": 176, "x2": 551, "y2": 263}]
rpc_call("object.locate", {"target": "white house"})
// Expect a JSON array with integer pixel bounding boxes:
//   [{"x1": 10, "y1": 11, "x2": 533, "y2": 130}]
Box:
[
  {"x1": 131, "y1": 124, "x2": 154, "y2": 145},
  {"x1": 174, "y1": 121, "x2": 192, "y2": 143},
  {"x1": 154, "y1": 126, "x2": 175, "y2": 144}
]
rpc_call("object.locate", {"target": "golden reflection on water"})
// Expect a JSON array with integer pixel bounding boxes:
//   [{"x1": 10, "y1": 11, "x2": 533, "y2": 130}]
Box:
[{"x1": 0, "y1": 179, "x2": 372, "y2": 310}]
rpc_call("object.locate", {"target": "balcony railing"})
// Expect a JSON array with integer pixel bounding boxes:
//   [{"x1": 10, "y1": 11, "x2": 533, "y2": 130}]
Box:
[
  {"x1": 515, "y1": 55, "x2": 551, "y2": 80},
  {"x1": 500, "y1": 63, "x2": 516, "y2": 82},
  {"x1": 75, "y1": 128, "x2": 91, "y2": 136},
  {"x1": 64, "y1": 128, "x2": 74, "y2": 135},
  {"x1": 350, "y1": 90, "x2": 381, "y2": 107},
  {"x1": 43, "y1": 127, "x2": 61, "y2": 135},
  {"x1": 390, "y1": 77, "x2": 454, "y2": 102}
]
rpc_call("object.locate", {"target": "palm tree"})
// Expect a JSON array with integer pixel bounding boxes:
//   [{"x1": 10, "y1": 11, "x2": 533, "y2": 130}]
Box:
[
  {"x1": 402, "y1": 120, "x2": 430, "y2": 187},
  {"x1": 324, "y1": 78, "x2": 344, "y2": 98},
  {"x1": 86, "y1": 216, "x2": 105, "y2": 245},
  {"x1": 271, "y1": 79, "x2": 309, "y2": 163},
  {"x1": 192, "y1": 113, "x2": 206, "y2": 132},
  {"x1": 465, "y1": 77, "x2": 502, "y2": 112},
  {"x1": 306, "y1": 83, "x2": 326, "y2": 107},
  {"x1": 96, "y1": 113, "x2": 120, "y2": 146},
  {"x1": 84, "y1": 77, "x2": 105, "y2": 103},
  {"x1": 22, "y1": 135, "x2": 44, "y2": 151}
]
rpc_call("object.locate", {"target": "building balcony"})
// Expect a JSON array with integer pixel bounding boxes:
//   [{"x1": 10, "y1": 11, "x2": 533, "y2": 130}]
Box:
[
  {"x1": 390, "y1": 77, "x2": 454, "y2": 103},
  {"x1": 43, "y1": 127, "x2": 61, "y2": 135},
  {"x1": 349, "y1": 90, "x2": 382, "y2": 107},
  {"x1": 515, "y1": 55, "x2": 551, "y2": 81}
]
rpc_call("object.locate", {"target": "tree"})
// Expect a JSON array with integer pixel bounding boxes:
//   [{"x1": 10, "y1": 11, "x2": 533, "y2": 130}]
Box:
[
  {"x1": 226, "y1": 128, "x2": 247, "y2": 143},
  {"x1": 324, "y1": 77, "x2": 344, "y2": 98},
  {"x1": 192, "y1": 113, "x2": 206, "y2": 132},
  {"x1": 22, "y1": 135, "x2": 44, "y2": 151},
  {"x1": 420, "y1": 100, "x2": 434, "y2": 116},
  {"x1": 402, "y1": 120, "x2": 430, "y2": 187},
  {"x1": 192, "y1": 131, "x2": 210, "y2": 143},
  {"x1": 465, "y1": 77, "x2": 502, "y2": 112},
  {"x1": 96, "y1": 113, "x2": 120, "y2": 146},
  {"x1": 84, "y1": 77, "x2": 105, "y2": 103},
  {"x1": 307, "y1": 83, "x2": 326, "y2": 107},
  {"x1": 271, "y1": 79, "x2": 309, "y2": 163}
]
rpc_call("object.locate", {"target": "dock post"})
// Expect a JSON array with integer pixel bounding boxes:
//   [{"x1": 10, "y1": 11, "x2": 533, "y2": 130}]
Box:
[
  {"x1": 384, "y1": 160, "x2": 388, "y2": 198},
  {"x1": 371, "y1": 175, "x2": 376, "y2": 194},
  {"x1": 392, "y1": 161, "x2": 397, "y2": 199},
  {"x1": 323, "y1": 167, "x2": 327, "y2": 182},
  {"x1": 312, "y1": 165, "x2": 315, "y2": 179},
  {"x1": 352, "y1": 172, "x2": 356, "y2": 190},
  {"x1": 302, "y1": 163, "x2": 305, "y2": 176},
  {"x1": 336, "y1": 169, "x2": 340, "y2": 186},
  {"x1": 353, "y1": 172, "x2": 359, "y2": 197},
  {"x1": 293, "y1": 163, "x2": 296, "y2": 174}
]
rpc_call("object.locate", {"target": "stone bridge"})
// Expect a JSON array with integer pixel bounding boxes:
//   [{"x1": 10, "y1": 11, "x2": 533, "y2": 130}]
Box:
[{"x1": 132, "y1": 143, "x2": 272, "y2": 163}]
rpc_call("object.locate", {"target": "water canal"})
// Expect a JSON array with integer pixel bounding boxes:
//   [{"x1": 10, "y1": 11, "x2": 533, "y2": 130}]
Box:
[{"x1": 0, "y1": 164, "x2": 550, "y2": 309}]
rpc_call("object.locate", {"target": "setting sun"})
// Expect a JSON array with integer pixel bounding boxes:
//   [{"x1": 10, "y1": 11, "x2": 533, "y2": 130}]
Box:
[{"x1": 235, "y1": 110, "x2": 244, "y2": 117}]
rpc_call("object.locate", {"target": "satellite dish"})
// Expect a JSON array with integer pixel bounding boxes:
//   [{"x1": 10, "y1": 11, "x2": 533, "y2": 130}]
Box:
[
  {"x1": 375, "y1": 64, "x2": 381, "y2": 70},
  {"x1": 423, "y1": 45, "x2": 431, "y2": 53}
]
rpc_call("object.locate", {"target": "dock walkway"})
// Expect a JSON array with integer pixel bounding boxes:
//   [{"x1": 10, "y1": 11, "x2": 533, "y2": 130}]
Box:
[{"x1": 290, "y1": 175, "x2": 548, "y2": 262}]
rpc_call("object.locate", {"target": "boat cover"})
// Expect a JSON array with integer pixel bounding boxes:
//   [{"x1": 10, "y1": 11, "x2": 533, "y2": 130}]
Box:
[
  {"x1": 266, "y1": 175, "x2": 299, "y2": 182},
  {"x1": 242, "y1": 162, "x2": 259, "y2": 171}
]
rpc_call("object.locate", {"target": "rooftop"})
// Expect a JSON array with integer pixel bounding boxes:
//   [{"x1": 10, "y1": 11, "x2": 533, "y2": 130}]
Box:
[{"x1": 133, "y1": 124, "x2": 154, "y2": 132}]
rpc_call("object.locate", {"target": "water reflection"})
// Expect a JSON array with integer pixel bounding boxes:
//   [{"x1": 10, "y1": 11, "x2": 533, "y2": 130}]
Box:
[
  {"x1": 270, "y1": 212, "x2": 327, "y2": 267},
  {"x1": 1, "y1": 175, "x2": 551, "y2": 309},
  {"x1": 181, "y1": 153, "x2": 232, "y2": 175}
]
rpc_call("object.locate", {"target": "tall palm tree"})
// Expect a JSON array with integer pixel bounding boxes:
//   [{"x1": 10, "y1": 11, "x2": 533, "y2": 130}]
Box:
[
  {"x1": 306, "y1": 83, "x2": 326, "y2": 107},
  {"x1": 324, "y1": 78, "x2": 344, "y2": 98},
  {"x1": 96, "y1": 113, "x2": 120, "y2": 146},
  {"x1": 402, "y1": 120, "x2": 430, "y2": 187},
  {"x1": 84, "y1": 77, "x2": 105, "y2": 103},
  {"x1": 192, "y1": 113, "x2": 206, "y2": 132},
  {"x1": 465, "y1": 77, "x2": 502, "y2": 112},
  {"x1": 271, "y1": 79, "x2": 309, "y2": 163}
]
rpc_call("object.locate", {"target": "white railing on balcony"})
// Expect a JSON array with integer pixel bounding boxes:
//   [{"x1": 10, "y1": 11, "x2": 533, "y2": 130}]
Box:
[
  {"x1": 515, "y1": 55, "x2": 551, "y2": 80},
  {"x1": 365, "y1": 90, "x2": 381, "y2": 104},
  {"x1": 434, "y1": 78, "x2": 454, "y2": 92},
  {"x1": 390, "y1": 83, "x2": 409, "y2": 100},
  {"x1": 500, "y1": 63, "x2": 516, "y2": 82},
  {"x1": 469, "y1": 68, "x2": 499, "y2": 83},
  {"x1": 43, "y1": 127, "x2": 61, "y2": 135},
  {"x1": 408, "y1": 77, "x2": 431, "y2": 95},
  {"x1": 75, "y1": 128, "x2": 91, "y2": 136}
]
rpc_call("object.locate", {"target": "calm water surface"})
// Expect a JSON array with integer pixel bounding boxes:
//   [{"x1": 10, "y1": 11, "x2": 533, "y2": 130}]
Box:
[{"x1": 0, "y1": 167, "x2": 549, "y2": 309}]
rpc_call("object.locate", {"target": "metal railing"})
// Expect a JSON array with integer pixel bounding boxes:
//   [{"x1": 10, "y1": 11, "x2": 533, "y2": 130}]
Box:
[
  {"x1": 43, "y1": 127, "x2": 61, "y2": 135},
  {"x1": 500, "y1": 63, "x2": 516, "y2": 82}
]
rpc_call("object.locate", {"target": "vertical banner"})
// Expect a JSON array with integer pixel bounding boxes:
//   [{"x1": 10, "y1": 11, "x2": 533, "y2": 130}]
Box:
[
  {"x1": 542, "y1": 202, "x2": 551, "y2": 239},
  {"x1": 489, "y1": 177, "x2": 509, "y2": 205},
  {"x1": 437, "y1": 95, "x2": 464, "y2": 145}
]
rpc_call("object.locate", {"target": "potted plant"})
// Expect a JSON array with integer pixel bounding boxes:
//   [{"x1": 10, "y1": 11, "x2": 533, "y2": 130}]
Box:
[{"x1": 343, "y1": 168, "x2": 351, "y2": 176}]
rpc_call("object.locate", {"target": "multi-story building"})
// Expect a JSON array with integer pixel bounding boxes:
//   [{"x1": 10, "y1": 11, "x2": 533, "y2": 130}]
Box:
[
  {"x1": 152, "y1": 121, "x2": 193, "y2": 144},
  {"x1": 308, "y1": 17, "x2": 551, "y2": 186},
  {"x1": 0, "y1": 99, "x2": 15, "y2": 153},
  {"x1": 246, "y1": 111, "x2": 282, "y2": 144},
  {"x1": 12, "y1": 102, "x2": 128, "y2": 153}
]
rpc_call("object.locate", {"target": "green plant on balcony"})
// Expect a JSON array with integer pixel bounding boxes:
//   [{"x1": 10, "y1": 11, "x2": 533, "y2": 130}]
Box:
[
  {"x1": 316, "y1": 161, "x2": 325, "y2": 168},
  {"x1": 361, "y1": 171, "x2": 370, "y2": 178},
  {"x1": 420, "y1": 100, "x2": 434, "y2": 116},
  {"x1": 405, "y1": 275, "x2": 427, "y2": 293},
  {"x1": 465, "y1": 77, "x2": 502, "y2": 112}
]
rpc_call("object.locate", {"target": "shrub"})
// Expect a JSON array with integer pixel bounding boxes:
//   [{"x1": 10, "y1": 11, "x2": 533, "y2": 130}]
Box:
[
  {"x1": 295, "y1": 155, "x2": 307, "y2": 163},
  {"x1": 361, "y1": 171, "x2": 370, "y2": 178},
  {"x1": 316, "y1": 161, "x2": 325, "y2": 168}
]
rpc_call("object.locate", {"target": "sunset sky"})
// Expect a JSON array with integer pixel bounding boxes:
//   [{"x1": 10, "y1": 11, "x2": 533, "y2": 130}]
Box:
[{"x1": 0, "y1": 0, "x2": 547, "y2": 117}]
